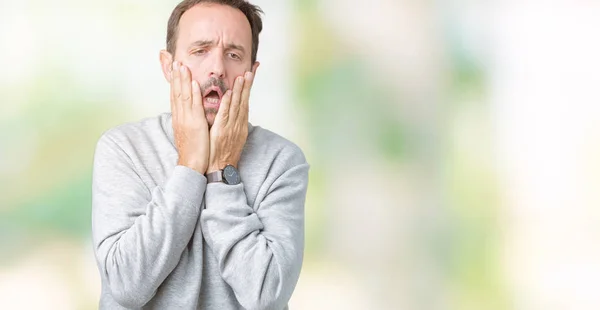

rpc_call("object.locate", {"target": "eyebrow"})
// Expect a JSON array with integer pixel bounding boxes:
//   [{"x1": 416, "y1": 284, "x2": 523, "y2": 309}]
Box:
[{"x1": 189, "y1": 40, "x2": 246, "y2": 53}]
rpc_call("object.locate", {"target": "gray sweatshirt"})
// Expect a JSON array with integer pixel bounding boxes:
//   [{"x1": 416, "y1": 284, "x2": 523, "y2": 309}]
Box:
[{"x1": 91, "y1": 112, "x2": 309, "y2": 310}]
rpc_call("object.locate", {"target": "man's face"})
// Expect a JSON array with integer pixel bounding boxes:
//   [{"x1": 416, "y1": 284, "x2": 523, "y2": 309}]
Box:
[{"x1": 164, "y1": 3, "x2": 255, "y2": 126}]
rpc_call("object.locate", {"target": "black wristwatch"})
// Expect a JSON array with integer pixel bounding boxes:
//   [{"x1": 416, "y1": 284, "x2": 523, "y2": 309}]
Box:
[{"x1": 206, "y1": 164, "x2": 241, "y2": 185}]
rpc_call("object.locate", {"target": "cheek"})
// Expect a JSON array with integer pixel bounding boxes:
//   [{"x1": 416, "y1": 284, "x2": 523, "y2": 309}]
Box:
[
  {"x1": 186, "y1": 64, "x2": 205, "y2": 82},
  {"x1": 179, "y1": 56, "x2": 205, "y2": 79},
  {"x1": 189, "y1": 68, "x2": 202, "y2": 82},
  {"x1": 226, "y1": 77, "x2": 235, "y2": 89},
  {"x1": 225, "y1": 65, "x2": 247, "y2": 86}
]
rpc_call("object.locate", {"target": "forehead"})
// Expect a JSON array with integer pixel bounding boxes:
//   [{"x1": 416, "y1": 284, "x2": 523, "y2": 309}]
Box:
[{"x1": 177, "y1": 3, "x2": 252, "y2": 49}]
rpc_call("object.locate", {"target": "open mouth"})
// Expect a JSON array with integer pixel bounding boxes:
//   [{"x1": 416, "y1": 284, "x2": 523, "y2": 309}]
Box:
[{"x1": 203, "y1": 86, "x2": 223, "y2": 106}]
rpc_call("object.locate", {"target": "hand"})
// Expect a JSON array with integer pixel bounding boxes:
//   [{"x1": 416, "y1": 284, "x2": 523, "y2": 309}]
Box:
[
  {"x1": 171, "y1": 61, "x2": 210, "y2": 174},
  {"x1": 207, "y1": 68, "x2": 257, "y2": 173}
]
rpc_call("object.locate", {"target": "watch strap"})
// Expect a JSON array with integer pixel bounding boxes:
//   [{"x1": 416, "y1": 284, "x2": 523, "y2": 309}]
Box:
[{"x1": 206, "y1": 170, "x2": 223, "y2": 183}]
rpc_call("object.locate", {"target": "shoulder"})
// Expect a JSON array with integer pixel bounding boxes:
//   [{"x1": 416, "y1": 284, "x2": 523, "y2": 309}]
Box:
[
  {"x1": 246, "y1": 124, "x2": 307, "y2": 169},
  {"x1": 94, "y1": 112, "x2": 172, "y2": 157},
  {"x1": 98, "y1": 113, "x2": 170, "y2": 146},
  {"x1": 93, "y1": 113, "x2": 173, "y2": 168}
]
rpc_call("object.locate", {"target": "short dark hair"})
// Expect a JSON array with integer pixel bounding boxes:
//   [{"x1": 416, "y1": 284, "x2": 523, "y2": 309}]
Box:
[{"x1": 166, "y1": 0, "x2": 264, "y2": 64}]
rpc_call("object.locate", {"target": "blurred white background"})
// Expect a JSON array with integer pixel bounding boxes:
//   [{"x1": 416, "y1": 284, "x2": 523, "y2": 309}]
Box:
[{"x1": 1, "y1": 0, "x2": 599, "y2": 309}]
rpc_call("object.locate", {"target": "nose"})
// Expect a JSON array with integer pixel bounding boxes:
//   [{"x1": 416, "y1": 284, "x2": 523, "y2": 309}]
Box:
[{"x1": 209, "y1": 52, "x2": 225, "y2": 79}]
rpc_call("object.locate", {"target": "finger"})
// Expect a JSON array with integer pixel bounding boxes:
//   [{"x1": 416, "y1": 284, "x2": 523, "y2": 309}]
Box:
[
  {"x1": 240, "y1": 71, "x2": 254, "y2": 124},
  {"x1": 228, "y1": 75, "x2": 244, "y2": 125},
  {"x1": 191, "y1": 80, "x2": 205, "y2": 118},
  {"x1": 180, "y1": 64, "x2": 192, "y2": 113},
  {"x1": 170, "y1": 65, "x2": 176, "y2": 117},
  {"x1": 172, "y1": 61, "x2": 183, "y2": 116},
  {"x1": 215, "y1": 89, "x2": 232, "y2": 126}
]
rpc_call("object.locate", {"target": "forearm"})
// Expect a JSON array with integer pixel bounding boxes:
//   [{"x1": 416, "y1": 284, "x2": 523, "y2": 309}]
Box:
[
  {"x1": 92, "y1": 135, "x2": 207, "y2": 308},
  {"x1": 201, "y1": 163, "x2": 308, "y2": 310}
]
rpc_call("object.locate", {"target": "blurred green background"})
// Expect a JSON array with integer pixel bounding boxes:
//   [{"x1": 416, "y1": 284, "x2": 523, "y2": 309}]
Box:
[{"x1": 1, "y1": 1, "x2": 600, "y2": 309}]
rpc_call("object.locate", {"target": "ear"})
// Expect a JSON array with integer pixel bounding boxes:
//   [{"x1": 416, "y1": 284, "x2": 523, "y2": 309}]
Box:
[
  {"x1": 159, "y1": 50, "x2": 174, "y2": 83},
  {"x1": 251, "y1": 61, "x2": 260, "y2": 75}
]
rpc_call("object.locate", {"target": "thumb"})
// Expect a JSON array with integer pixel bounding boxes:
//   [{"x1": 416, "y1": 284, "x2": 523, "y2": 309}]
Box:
[
  {"x1": 213, "y1": 89, "x2": 232, "y2": 127},
  {"x1": 192, "y1": 80, "x2": 206, "y2": 118}
]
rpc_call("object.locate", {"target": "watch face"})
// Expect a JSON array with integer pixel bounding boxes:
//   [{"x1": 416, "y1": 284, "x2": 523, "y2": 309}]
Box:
[{"x1": 223, "y1": 165, "x2": 240, "y2": 185}]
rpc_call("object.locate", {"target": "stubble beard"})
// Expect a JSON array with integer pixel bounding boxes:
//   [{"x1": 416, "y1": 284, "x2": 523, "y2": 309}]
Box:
[{"x1": 200, "y1": 77, "x2": 227, "y2": 128}]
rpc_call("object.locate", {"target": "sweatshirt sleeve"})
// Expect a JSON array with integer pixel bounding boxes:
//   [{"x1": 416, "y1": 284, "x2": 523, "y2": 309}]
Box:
[
  {"x1": 91, "y1": 132, "x2": 206, "y2": 308},
  {"x1": 200, "y1": 148, "x2": 309, "y2": 310}
]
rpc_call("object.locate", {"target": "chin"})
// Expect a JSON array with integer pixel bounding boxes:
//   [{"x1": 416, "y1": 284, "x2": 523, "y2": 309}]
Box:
[{"x1": 206, "y1": 115, "x2": 216, "y2": 127}]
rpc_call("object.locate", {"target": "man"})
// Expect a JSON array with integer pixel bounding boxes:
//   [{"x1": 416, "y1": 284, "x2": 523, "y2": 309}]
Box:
[{"x1": 91, "y1": 1, "x2": 309, "y2": 309}]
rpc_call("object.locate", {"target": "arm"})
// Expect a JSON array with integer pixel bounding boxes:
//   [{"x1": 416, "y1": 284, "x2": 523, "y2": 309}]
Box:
[
  {"x1": 92, "y1": 133, "x2": 206, "y2": 308},
  {"x1": 202, "y1": 64, "x2": 308, "y2": 309},
  {"x1": 201, "y1": 156, "x2": 309, "y2": 310}
]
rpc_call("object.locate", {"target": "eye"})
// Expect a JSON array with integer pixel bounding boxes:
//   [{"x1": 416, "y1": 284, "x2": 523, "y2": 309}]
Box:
[
  {"x1": 227, "y1": 53, "x2": 241, "y2": 60},
  {"x1": 193, "y1": 49, "x2": 207, "y2": 55}
]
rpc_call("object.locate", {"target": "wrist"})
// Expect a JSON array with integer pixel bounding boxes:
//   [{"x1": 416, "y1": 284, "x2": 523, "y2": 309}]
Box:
[
  {"x1": 207, "y1": 166, "x2": 220, "y2": 174},
  {"x1": 178, "y1": 158, "x2": 207, "y2": 175},
  {"x1": 206, "y1": 164, "x2": 241, "y2": 185},
  {"x1": 207, "y1": 161, "x2": 237, "y2": 174}
]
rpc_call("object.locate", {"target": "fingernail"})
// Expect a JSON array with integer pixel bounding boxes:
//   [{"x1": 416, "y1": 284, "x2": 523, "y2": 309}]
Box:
[
  {"x1": 173, "y1": 61, "x2": 179, "y2": 70},
  {"x1": 245, "y1": 72, "x2": 252, "y2": 79},
  {"x1": 237, "y1": 76, "x2": 243, "y2": 83},
  {"x1": 192, "y1": 80, "x2": 199, "y2": 92},
  {"x1": 180, "y1": 64, "x2": 186, "y2": 73}
]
